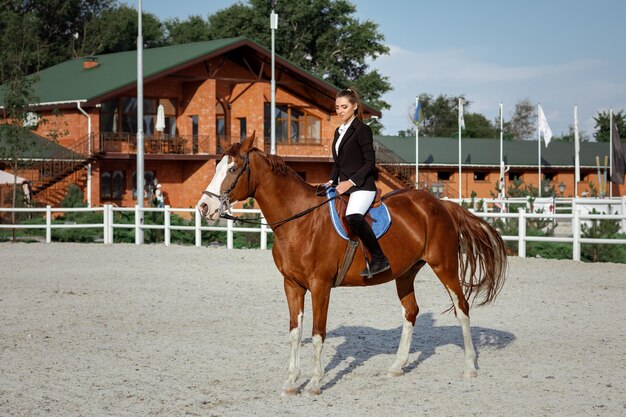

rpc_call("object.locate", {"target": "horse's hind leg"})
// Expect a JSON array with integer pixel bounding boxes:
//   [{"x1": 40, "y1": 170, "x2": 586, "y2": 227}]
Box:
[
  {"x1": 430, "y1": 261, "x2": 478, "y2": 378},
  {"x1": 387, "y1": 262, "x2": 425, "y2": 377},
  {"x1": 281, "y1": 278, "x2": 306, "y2": 396}
]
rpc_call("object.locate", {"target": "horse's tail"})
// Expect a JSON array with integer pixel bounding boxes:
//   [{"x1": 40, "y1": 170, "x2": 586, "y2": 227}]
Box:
[{"x1": 441, "y1": 200, "x2": 507, "y2": 307}]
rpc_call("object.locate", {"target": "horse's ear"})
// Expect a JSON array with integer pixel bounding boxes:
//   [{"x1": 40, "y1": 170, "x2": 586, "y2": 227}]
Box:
[{"x1": 241, "y1": 131, "x2": 256, "y2": 153}]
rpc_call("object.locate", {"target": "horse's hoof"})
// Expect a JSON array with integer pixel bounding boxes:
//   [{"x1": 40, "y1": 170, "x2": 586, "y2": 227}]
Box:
[
  {"x1": 464, "y1": 369, "x2": 478, "y2": 378},
  {"x1": 281, "y1": 386, "x2": 299, "y2": 397},
  {"x1": 304, "y1": 385, "x2": 321, "y2": 396},
  {"x1": 386, "y1": 368, "x2": 404, "y2": 377}
]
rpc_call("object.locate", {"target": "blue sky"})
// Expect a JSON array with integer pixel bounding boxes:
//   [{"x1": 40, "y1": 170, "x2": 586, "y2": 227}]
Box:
[{"x1": 128, "y1": 0, "x2": 625, "y2": 139}]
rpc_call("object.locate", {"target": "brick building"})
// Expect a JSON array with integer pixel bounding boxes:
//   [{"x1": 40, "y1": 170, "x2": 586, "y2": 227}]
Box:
[{"x1": 0, "y1": 37, "x2": 381, "y2": 208}]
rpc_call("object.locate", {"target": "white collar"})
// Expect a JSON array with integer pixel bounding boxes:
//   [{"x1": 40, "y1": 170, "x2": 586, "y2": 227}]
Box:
[{"x1": 338, "y1": 116, "x2": 356, "y2": 134}]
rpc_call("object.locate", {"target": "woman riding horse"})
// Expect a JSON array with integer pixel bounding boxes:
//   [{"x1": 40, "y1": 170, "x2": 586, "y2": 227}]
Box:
[{"x1": 197, "y1": 134, "x2": 507, "y2": 396}]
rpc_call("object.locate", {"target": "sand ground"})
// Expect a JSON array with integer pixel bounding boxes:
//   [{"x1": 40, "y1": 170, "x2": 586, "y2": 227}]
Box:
[{"x1": 1, "y1": 243, "x2": 625, "y2": 417}]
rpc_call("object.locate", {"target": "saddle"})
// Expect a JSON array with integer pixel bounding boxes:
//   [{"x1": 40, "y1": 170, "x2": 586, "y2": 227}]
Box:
[{"x1": 326, "y1": 187, "x2": 392, "y2": 240}]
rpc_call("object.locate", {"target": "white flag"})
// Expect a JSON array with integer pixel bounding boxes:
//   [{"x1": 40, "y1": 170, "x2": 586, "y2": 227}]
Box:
[
  {"x1": 538, "y1": 104, "x2": 553, "y2": 146},
  {"x1": 574, "y1": 105, "x2": 581, "y2": 183},
  {"x1": 459, "y1": 98, "x2": 465, "y2": 129}
]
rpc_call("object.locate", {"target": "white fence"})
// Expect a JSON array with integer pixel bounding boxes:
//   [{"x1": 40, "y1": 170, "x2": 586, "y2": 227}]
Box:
[{"x1": 1, "y1": 197, "x2": 625, "y2": 262}]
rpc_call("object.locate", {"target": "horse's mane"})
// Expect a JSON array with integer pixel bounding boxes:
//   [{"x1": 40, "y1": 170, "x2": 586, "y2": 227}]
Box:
[{"x1": 225, "y1": 143, "x2": 306, "y2": 182}]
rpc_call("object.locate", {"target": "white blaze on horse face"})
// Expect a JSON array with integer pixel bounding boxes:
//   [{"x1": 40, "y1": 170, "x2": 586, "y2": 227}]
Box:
[{"x1": 197, "y1": 155, "x2": 234, "y2": 220}]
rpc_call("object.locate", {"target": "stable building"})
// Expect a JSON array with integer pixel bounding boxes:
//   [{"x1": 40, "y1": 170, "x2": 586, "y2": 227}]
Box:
[{"x1": 0, "y1": 37, "x2": 381, "y2": 208}]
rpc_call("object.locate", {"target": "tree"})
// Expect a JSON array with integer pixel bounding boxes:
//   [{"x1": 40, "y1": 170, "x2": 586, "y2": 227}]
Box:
[
  {"x1": 593, "y1": 110, "x2": 626, "y2": 142},
  {"x1": 79, "y1": 5, "x2": 166, "y2": 56},
  {"x1": 551, "y1": 124, "x2": 591, "y2": 143},
  {"x1": 506, "y1": 98, "x2": 536, "y2": 140},
  {"x1": 164, "y1": 15, "x2": 211, "y2": 44},
  {"x1": 463, "y1": 113, "x2": 498, "y2": 139},
  {"x1": 203, "y1": 0, "x2": 391, "y2": 113},
  {"x1": 416, "y1": 93, "x2": 468, "y2": 137}
]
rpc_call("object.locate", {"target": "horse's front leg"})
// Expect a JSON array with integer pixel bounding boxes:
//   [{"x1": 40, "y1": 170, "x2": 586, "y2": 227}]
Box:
[
  {"x1": 281, "y1": 278, "x2": 306, "y2": 397},
  {"x1": 304, "y1": 280, "x2": 332, "y2": 396}
]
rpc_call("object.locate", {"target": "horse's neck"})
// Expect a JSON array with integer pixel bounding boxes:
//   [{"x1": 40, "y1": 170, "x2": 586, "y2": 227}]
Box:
[{"x1": 253, "y1": 172, "x2": 321, "y2": 231}]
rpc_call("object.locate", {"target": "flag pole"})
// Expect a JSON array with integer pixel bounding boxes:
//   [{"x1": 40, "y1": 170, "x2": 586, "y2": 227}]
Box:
[
  {"x1": 538, "y1": 103, "x2": 542, "y2": 197},
  {"x1": 574, "y1": 105, "x2": 580, "y2": 198},
  {"x1": 609, "y1": 108, "x2": 613, "y2": 198},
  {"x1": 499, "y1": 102, "x2": 504, "y2": 199},
  {"x1": 415, "y1": 96, "x2": 419, "y2": 189},
  {"x1": 136, "y1": 0, "x2": 144, "y2": 244},
  {"x1": 458, "y1": 98, "x2": 462, "y2": 200}
]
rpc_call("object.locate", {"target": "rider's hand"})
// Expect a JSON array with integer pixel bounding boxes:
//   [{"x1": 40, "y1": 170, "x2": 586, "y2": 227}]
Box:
[{"x1": 336, "y1": 180, "x2": 353, "y2": 195}]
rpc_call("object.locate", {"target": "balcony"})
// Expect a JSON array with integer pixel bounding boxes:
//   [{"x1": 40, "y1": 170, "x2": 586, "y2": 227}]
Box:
[{"x1": 99, "y1": 132, "x2": 211, "y2": 156}]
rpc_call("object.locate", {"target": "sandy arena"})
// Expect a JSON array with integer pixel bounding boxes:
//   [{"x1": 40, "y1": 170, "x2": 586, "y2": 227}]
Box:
[{"x1": 1, "y1": 243, "x2": 624, "y2": 417}]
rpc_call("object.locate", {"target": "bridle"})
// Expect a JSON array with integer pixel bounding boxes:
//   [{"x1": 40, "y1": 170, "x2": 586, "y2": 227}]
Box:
[{"x1": 201, "y1": 151, "x2": 339, "y2": 228}]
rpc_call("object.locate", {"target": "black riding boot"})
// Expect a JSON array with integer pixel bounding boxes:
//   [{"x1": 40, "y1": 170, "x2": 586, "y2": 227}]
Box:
[{"x1": 346, "y1": 213, "x2": 390, "y2": 277}]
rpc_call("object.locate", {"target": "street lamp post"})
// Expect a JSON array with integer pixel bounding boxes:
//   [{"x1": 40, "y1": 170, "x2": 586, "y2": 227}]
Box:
[{"x1": 270, "y1": 2, "x2": 278, "y2": 155}]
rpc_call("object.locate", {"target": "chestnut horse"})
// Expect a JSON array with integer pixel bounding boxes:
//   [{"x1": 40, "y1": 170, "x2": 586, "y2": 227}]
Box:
[{"x1": 197, "y1": 135, "x2": 507, "y2": 396}]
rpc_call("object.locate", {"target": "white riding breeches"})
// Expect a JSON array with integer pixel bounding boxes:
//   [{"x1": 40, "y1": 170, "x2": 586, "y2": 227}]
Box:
[{"x1": 346, "y1": 190, "x2": 376, "y2": 216}]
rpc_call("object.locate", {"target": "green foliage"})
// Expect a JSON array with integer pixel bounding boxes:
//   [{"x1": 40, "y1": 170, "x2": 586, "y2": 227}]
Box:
[
  {"x1": 593, "y1": 110, "x2": 626, "y2": 142},
  {"x1": 164, "y1": 16, "x2": 211, "y2": 44},
  {"x1": 202, "y1": 0, "x2": 391, "y2": 113},
  {"x1": 61, "y1": 184, "x2": 86, "y2": 208},
  {"x1": 580, "y1": 209, "x2": 626, "y2": 263}
]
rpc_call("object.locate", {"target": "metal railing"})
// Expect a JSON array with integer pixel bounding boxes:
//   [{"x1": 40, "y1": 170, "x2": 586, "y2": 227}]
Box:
[
  {"x1": 1, "y1": 197, "x2": 625, "y2": 261},
  {"x1": 99, "y1": 133, "x2": 212, "y2": 155}
]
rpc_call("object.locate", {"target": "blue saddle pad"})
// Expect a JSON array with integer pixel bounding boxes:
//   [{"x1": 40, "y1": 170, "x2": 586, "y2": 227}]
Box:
[{"x1": 326, "y1": 188, "x2": 392, "y2": 240}]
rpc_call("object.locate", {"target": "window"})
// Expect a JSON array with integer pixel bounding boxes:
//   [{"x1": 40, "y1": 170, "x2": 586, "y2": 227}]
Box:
[
  {"x1": 101, "y1": 170, "x2": 124, "y2": 200},
  {"x1": 99, "y1": 97, "x2": 177, "y2": 135},
  {"x1": 437, "y1": 171, "x2": 451, "y2": 181},
  {"x1": 132, "y1": 171, "x2": 155, "y2": 199},
  {"x1": 544, "y1": 173, "x2": 555, "y2": 182},
  {"x1": 264, "y1": 103, "x2": 321, "y2": 144},
  {"x1": 216, "y1": 102, "x2": 225, "y2": 138},
  {"x1": 100, "y1": 99, "x2": 119, "y2": 133},
  {"x1": 239, "y1": 118, "x2": 247, "y2": 140},
  {"x1": 474, "y1": 171, "x2": 488, "y2": 181},
  {"x1": 509, "y1": 172, "x2": 521, "y2": 181}
]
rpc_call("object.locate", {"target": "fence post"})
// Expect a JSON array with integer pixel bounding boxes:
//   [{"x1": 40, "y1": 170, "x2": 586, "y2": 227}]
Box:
[
  {"x1": 134, "y1": 205, "x2": 142, "y2": 245},
  {"x1": 573, "y1": 208, "x2": 581, "y2": 261},
  {"x1": 164, "y1": 206, "x2": 171, "y2": 246},
  {"x1": 195, "y1": 209, "x2": 202, "y2": 247},
  {"x1": 46, "y1": 205, "x2": 52, "y2": 243},
  {"x1": 103, "y1": 204, "x2": 109, "y2": 244},
  {"x1": 260, "y1": 220, "x2": 267, "y2": 250},
  {"x1": 107, "y1": 205, "x2": 114, "y2": 244},
  {"x1": 227, "y1": 219, "x2": 234, "y2": 249},
  {"x1": 518, "y1": 209, "x2": 526, "y2": 258}
]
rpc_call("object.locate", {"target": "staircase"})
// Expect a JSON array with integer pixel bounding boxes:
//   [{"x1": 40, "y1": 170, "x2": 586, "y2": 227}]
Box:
[{"x1": 29, "y1": 133, "x2": 101, "y2": 203}]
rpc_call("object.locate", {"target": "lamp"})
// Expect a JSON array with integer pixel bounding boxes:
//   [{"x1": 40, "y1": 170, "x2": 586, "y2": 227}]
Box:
[
  {"x1": 558, "y1": 182, "x2": 566, "y2": 196},
  {"x1": 431, "y1": 181, "x2": 444, "y2": 198}
]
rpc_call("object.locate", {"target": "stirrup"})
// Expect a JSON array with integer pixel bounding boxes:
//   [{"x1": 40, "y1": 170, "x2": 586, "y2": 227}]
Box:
[{"x1": 360, "y1": 258, "x2": 390, "y2": 278}]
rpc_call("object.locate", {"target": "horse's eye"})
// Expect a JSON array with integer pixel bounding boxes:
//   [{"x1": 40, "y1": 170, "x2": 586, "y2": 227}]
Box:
[{"x1": 229, "y1": 167, "x2": 236, "y2": 173}]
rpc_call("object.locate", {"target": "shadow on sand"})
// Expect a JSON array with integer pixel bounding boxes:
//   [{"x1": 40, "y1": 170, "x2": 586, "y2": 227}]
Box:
[{"x1": 310, "y1": 312, "x2": 515, "y2": 391}]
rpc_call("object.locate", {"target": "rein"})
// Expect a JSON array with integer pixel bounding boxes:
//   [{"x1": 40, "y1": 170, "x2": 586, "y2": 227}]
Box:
[{"x1": 202, "y1": 153, "x2": 339, "y2": 228}]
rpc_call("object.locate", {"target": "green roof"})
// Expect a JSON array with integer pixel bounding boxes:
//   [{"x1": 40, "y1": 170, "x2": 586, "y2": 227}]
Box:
[
  {"x1": 375, "y1": 135, "x2": 625, "y2": 168},
  {"x1": 0, "y1": 37, "x2": 248, "y2": 105},
  {"x1": 0, "y1": 127, "x2": 79, "y2": 160}
]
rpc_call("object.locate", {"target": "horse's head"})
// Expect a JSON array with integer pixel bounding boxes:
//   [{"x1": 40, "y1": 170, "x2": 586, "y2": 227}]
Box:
[{"x1": 197, "y1": 133, "x2": 256, "y2": 221}]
